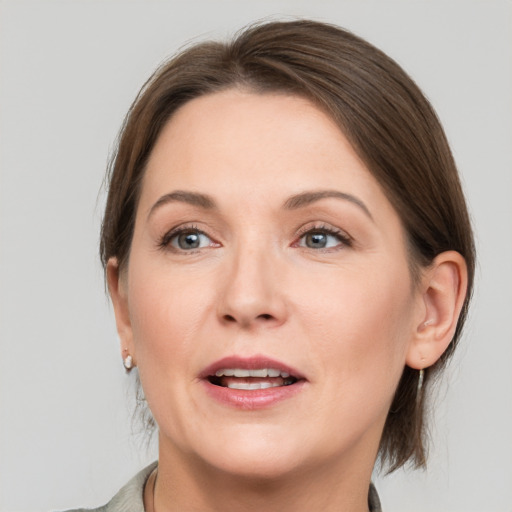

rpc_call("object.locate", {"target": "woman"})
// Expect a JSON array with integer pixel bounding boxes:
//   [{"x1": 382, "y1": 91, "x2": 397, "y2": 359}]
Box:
[{"x1": 76, "y1": 19, "x2": 474, "y2": 512}]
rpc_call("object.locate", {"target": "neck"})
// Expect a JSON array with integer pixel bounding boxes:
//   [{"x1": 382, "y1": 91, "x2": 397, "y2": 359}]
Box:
[{"x1": 151, "y1": 436, "x2": 376, "y2": 512}]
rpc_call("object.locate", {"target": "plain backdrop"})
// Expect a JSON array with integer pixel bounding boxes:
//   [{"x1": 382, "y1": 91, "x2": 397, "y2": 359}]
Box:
[{"x1": 1, "y1": 1, "x2": 511, "y2": 511}]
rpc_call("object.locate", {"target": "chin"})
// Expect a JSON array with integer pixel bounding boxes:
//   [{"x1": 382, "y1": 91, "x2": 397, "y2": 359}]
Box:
[
  {"x1": 207, "y1": 450, "x2": 305, "y2": 482},
  {"x1": 187, "y1": 425, "x2": 312, "y2": 481}
]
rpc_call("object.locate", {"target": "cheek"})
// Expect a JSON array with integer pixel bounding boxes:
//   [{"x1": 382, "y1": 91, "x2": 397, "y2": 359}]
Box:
[
  {"x1": 127, "y1": 261, "x2": 214, "y2": 370},
  {"x1": 297, "y1": 261, "x2": 415, "y2": 385},
  {"x1": 125, "y1": 262, "x2": 217, "y2": 434}
]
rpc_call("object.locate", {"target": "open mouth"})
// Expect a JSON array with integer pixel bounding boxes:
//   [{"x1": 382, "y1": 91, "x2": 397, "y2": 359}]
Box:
[{"x1": 208, "y1": 368, "x2": 299, "y2": 390}]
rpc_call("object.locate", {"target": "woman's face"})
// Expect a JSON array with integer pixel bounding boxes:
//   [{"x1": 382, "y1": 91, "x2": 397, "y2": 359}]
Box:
[{"x1": 112, "y1": 90, "x2": 425, "y2": 478}]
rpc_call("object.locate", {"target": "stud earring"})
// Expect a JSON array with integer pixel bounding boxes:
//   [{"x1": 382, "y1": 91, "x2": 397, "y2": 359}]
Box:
[{"x1": 123, "y1": 354, "x2": 133, "y2": 370}]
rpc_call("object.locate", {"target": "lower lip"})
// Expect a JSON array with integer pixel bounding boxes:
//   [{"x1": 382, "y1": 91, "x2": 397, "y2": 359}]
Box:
[{"x1": 201, "y1": 380, "x2": 306, "y2": 410}]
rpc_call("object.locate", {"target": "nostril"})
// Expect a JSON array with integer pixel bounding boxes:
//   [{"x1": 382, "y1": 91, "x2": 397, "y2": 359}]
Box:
[
  {"x1": 222, "y1": 313, "x2": 274, "y2": 324},
  {"x1": 221, "y1": 313, "x2": 276, "y2": 328}
]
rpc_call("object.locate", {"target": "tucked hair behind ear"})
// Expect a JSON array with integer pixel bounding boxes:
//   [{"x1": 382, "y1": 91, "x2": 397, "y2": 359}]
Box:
[{"x1": 100, "y1": 19, "x2": 475, "y2": 472}]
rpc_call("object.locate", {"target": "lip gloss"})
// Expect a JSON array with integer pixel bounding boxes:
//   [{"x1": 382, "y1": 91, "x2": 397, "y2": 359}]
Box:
[{"x1": 202, "y1": 379, "x2": 306, "y2": 410}]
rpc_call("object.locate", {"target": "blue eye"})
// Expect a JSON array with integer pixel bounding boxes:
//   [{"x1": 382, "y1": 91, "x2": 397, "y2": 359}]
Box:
[
  {"x1": 168, "y1": 230, "x2": 212, "y2": 250},
  {"x1": 298, "y1": 229, "x2": 350, "y2": 249}
]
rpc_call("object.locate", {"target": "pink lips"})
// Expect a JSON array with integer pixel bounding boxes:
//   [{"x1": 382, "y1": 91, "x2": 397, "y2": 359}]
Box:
[{"x1": 199, "y1": 355, "x2": 306, "y2": 410}]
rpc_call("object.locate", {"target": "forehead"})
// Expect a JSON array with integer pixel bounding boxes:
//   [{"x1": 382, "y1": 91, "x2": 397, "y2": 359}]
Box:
[{"x1": 141, "y1": 90, "x2": 388, "y2": 210}]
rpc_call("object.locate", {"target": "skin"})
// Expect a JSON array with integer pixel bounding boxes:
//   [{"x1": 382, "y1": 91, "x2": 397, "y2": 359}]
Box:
[{"x1": 108, "y1": 90, "x2": 467, "y2": 512}]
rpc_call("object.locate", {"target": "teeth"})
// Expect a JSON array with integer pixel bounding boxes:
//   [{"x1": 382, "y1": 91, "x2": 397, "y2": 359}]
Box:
[
  {"x1": 250, "y1": 368, "x2": 268, "y2": 378},
  {"x1": 214, "y1": 368, "x2": 292, "y2": 378},
  {"x1": 227, "y1": 381, "x2": 281, "y2": 390}
]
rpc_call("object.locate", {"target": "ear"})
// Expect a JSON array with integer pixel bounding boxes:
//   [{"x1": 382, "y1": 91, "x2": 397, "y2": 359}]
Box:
[
  {"x1": 406, "y1": 251, "x2": 468, "y2": 369},
  {"x1": 107, "y1": 257, "x2": 136, "y2": 367}
]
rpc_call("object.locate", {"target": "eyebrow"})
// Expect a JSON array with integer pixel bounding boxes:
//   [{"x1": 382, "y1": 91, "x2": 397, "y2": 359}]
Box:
[
  {"x1": 148, "y1": 190, "x2": 217, "y2": 219},
  {"x1": 148, "y1": 188, "x2": 372, "y2": 221},
  {"x1": 283, "y1": 190, "x2": 373, "y2": 220}
]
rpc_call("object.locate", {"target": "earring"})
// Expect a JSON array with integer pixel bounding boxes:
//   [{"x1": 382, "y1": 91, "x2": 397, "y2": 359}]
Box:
[
  {"x1": 417, "y1": 368, "x2": 425, "y2": 400},
  {"x1": 423, "y1": 319, "x2": 434, "y2": 328},
  {"x1": 123, "y1": 354, "x2": 133, "y2": 370}
]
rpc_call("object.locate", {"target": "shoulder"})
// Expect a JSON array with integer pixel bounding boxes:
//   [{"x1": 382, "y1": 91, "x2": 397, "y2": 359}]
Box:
[{"x1": 58, "y1": 462, "x2": 157, "y2": 512}]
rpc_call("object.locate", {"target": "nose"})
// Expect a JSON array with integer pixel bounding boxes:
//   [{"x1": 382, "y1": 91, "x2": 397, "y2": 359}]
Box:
[{"x1": 216, "y1": 245, "x2": 288, "y2": 330}]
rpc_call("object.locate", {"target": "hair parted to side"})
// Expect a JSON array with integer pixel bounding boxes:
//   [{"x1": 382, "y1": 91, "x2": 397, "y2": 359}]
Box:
[{"x1": 100, "y1": 19, "x2": 475, "y2": 472}]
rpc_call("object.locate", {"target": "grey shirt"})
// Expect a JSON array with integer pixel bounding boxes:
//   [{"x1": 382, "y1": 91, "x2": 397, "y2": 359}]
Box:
[{"x1": 62, "y1": 462, "x2": 382, "y2": 512}]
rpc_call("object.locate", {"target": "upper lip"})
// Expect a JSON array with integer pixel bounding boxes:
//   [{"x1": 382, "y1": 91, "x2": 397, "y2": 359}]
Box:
[{"x1": 199, "y1": 355, "x2": 305, "y2": 381}]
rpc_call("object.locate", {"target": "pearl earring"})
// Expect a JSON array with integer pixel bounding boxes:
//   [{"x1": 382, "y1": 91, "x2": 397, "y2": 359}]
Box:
[{"x1": 123, "y1": 355, "x2": 133, "y2": 370}]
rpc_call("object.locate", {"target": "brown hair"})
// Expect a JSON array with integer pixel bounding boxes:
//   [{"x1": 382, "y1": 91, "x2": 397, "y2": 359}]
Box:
[{"x1": 100, "y1": 19, "x2": 475, "y2": 472}]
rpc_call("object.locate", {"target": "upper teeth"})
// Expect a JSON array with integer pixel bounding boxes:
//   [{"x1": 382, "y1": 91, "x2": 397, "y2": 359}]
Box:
[{"x1": 215, "y1": 368, "x2": 290, "y2": 378}]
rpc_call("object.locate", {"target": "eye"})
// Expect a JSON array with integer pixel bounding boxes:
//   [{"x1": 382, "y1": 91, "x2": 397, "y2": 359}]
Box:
[
  {"x1": 160, "y1": 227, "x2": 216, "y2": 252},
  {"x1": 300, "y1": 231, "x2": 339, "y2": 249},
  {"x1": 173, "y1": 231, "x2": 209, "y2": 250},
  {"x1": 296, "y1": 226, "x2": 351, "y2": 250}
]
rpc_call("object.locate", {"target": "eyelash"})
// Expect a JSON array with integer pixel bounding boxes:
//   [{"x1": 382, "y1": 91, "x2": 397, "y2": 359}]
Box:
[{"x1": 158, "y1": 223, "x2": 352, "y2": 253}]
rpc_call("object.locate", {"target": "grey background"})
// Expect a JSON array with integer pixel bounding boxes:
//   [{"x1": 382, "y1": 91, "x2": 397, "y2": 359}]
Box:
[{"x1": 1, "y1": 1, "x2": 511, "y2": 511}]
